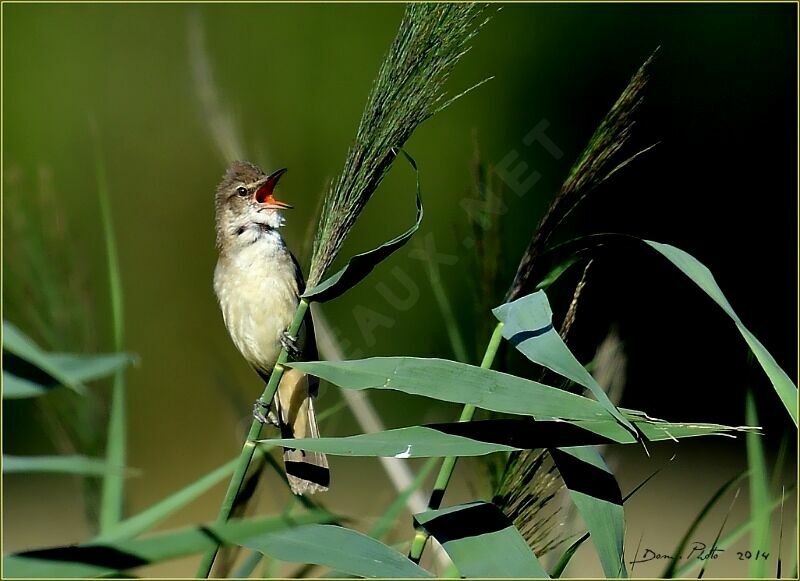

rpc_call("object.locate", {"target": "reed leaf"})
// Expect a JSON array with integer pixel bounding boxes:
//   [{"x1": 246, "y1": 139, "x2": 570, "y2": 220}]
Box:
[
  {"x1": 746, "y1": 393, "x2": 771, "y2": 578},
  {"x1": 2, "y1": 455, "x2": 114, "y2": 476},
  {"x1": 4, "y1": 510, "x2": 338, "y2": 578},
  {"x1": 414, "y1": 501, "x2": 549, "y2": 578},
  {"x1": 93, "y1": 124, "x2": 129, "y2": 534}
]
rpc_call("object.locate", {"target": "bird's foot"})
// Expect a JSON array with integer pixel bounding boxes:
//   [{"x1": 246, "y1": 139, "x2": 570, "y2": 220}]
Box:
[
  {"x1": 280, "y1": 331, "x2": 302, "y2": 360},
  {"x1": 252, "y1": 398, "x2": 279, "y2": 427}
]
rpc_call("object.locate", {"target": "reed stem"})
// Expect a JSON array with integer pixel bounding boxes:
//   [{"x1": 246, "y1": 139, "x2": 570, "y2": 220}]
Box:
[
  {"x1": 197, "y1": 299, "x2": 310, "y2": 578},
  {"x1": 408, "y1": 321, "x2": 504, "y2": 564}
]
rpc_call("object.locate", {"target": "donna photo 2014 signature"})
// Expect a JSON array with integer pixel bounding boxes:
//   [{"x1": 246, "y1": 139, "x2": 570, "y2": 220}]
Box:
[{"x1": 629, "y1": 542, "x2": 771, "y2": 566}]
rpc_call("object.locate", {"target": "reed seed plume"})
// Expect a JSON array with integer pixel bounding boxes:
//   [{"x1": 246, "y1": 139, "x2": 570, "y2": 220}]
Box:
[
  {"x1": 494, "y1": 449, "x2": 568, "y2": 556},
  {"x1": 506, "y1": 50, "x2": 658, "y2": 302},
  {"x1": 187, "y1": 13, "x2": 246, "y2": 164},
  {"x1": 308, "y1": 3, "x2": 490, "y2": 287}
]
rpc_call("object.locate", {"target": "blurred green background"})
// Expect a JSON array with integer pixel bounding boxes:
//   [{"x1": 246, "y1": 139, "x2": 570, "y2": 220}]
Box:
[{"x1": 3, "y1": 3, "x2": 797, "y2": 577}]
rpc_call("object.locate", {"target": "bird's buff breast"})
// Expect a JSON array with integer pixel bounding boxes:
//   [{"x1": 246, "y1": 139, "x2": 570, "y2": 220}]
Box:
[{"x1": 214, "y1": 241, "x2": 299, "y2": 375}]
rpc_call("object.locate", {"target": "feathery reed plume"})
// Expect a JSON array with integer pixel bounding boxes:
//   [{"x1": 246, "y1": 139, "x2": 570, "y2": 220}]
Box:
[
  {"x1": 308, "y1": 3, "x2": 489, "y2": 288},
  {"x1": 187, "y1": 12, "x2": 246, "y2": 164},
  {"x1": 493, "y1": 449, "x2": 568, "y2": 557},
  {"x1": 506, "y1": 50, "x2": 657, "y2": 302},
  {"x1": 591, "y1": 326, "x2": 627, "y2": 407},
  {"x1": 559, "y1": 259, "x2": 593, "y2": 342}
]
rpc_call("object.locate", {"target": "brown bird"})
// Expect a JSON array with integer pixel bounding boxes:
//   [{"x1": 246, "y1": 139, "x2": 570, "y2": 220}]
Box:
[{"x1": 213, "y1": 160, "x2": 329, "y2": 494}]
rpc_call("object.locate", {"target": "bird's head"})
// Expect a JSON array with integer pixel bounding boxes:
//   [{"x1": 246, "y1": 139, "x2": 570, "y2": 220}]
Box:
[{"x1": 214, "y1": 161, "x2": 293, "y2": 249}]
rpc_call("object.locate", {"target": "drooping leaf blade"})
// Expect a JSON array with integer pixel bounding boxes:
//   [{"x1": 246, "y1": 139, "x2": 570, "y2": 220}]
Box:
[
  {"x1": 414, "y1": 501, "x2": 549, "y2": 578},
  {"x1": 492, "y1": 290, "x2": 636, "y2": 435},
  {"x1": 3, "y1": 455, "x2": 115, "y2": 476},
  {"x1": 3, "y1": 510, "x2": 338, "y2": 578},
  {"x1": 643, "y1": 240, "x2": 797, "y2": 425},
  {"x1": 239, "y1": 524, "x2": 432, "y2": 578},
  {"x1": 745, "y1": 393, "x2": 771, "y2": 579},
  {"x1": 303, "y1": 150, "x2": 423, "y2": 303},
  {"x1": 551, "y1": 447, "x2": 626, "y2": 578},
  {"x1": 532, "y1": 235, "x2": 798, "y2": 425}
]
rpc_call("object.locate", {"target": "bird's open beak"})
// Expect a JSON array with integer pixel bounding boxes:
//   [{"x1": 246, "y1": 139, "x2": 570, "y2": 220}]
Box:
[{"x1": 254, "y1": 168, "x2": 293, "y2": 210}]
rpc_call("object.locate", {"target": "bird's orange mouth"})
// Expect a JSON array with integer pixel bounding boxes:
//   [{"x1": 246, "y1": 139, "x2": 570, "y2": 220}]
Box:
[{"x1": 255, "y1": 168, "x2": 293, "y2": 209}]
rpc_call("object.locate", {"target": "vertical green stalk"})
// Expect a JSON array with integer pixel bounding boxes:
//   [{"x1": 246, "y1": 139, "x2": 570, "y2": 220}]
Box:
[
  {"x1": 422, "y1": 253, "x2": 470, "y2": 364},
  {"x1": 197, "y1": 299, "x2": 310, "y2": 578},
  {"x1": 408, "y1": 322, "x2": 504, "y2": 564},
  {"x1": 95, "y1": 127, "x2": 127, "y2": 533}
]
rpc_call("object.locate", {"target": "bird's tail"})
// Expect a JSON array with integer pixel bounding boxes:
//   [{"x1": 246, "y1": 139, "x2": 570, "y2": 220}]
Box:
[{"x1": 276, "y1": 367, "x2": 330, "y2": 494}]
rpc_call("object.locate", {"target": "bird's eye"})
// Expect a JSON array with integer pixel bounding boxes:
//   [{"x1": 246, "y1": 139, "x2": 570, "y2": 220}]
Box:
[{"x1": 236, "y1": 186, "x2": 248, "y2": 197}]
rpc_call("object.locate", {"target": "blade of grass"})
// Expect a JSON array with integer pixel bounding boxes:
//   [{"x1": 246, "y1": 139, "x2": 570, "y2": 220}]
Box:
[
  {"x1": 698, "y1": 487, "x2": 740, "y2": 578},
  {"x1": 776, "y1": 485, "x2": 785, "y2": 578},
  {"x1": 746, "y1": 392, "x2": 771, "y2": 578},
  {"x1": 672, "y1": 484, "x2": 795, "y2": 578},
  {"x1": 92, "y1": 123, "x2": 127, "y2": 533},
  {"x1": 94, "y1": 452, "x2": 261, "y2": 542},
  {"x1": 770, "y1": 433, "x2": 788, "y2": 492},
  {"x1": 661, "y1": 470, "x2": 747, "y2": 578},
  {"x1": 2, "y1": 454, "x2": 117, "y2": 476}
]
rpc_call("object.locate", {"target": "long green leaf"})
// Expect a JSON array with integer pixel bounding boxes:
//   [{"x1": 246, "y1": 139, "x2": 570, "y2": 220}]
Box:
[
  {"x1": 3, "y1": 510, "x2": 338, "y2": 578},
  {"x1": 644, "y1": 240, "x2": 797, "y2": 425},
  {"x1": 94, "y1": 456, "x2": 240, "y2": 542},
  {"x1": 262, "y1": 416, "x2": 750, "y2": 457},
  {"x1": 239, "y1": 524, "x2": 432, "y2": 578},
  {"x1": 493, "y1": 290, "x2": 636, "y2": 436},
  {"x1": 551, "y1": 447, "x2": 626, "y2": 578},
  {"x1": 745, "y1": 393, "x2": 771, "y2": 578},
  {"x1": 3, "y1": 455, "x2": 116, "y2": 476},
  {"x1": 94, "y1": 125, "x2": 128, "y2": 533},
  {"x1": 414, "y1": 501, "x2": 549, "y2": 578},
  {"x1": 288, "y1": 357, "x2": 613, "y2": 422},
  {"x1": 2, "y1": 321, "x2": 81, "y2": 393},
  {"x1": 550, "y1": 533, "x2": 588, "y2": 579},
  {"x1": 2, "y1": 372, "x2": 50, "y2": 399},
  {"x1": 303, "y1": 149, "x2": 423, "y2": 303},
  {"x1": 534, "y1": 235, "x2": 797, "y2": 425}
]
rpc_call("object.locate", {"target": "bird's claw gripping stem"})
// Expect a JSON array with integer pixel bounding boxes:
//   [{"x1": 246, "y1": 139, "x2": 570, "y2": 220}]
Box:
[
  {"x1": 252, "y1": 398, "x2": 279, "y2": 426},
  {"x1": 280, "y1": 331, "x2": 302, "y2": 360}
]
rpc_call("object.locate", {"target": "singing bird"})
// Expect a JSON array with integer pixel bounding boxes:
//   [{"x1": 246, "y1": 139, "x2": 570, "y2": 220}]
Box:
[{"x1": 213, "y1": 161, "x2": 329, "y2": 494}]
